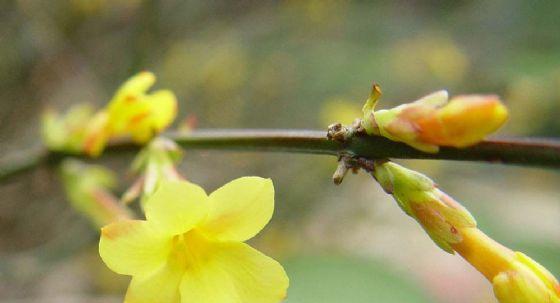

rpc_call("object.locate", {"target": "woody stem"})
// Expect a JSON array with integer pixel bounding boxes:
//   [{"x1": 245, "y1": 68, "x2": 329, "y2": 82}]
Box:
[{"x1": 2, "y1": 129, "x2": 560, "y2": 182}]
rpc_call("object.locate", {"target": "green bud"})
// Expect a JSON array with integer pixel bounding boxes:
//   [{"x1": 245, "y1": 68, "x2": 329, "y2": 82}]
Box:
[{"x1": 372, "y1": 161, "x2": 476, "y2": 253}]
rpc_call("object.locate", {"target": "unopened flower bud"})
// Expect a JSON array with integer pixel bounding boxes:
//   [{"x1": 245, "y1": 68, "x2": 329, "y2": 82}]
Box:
[
  {"x1": 414, "y1": 94, "x2": 508, "y2": 148},
  {"x1": 121, "y1": 137, "x2": 183, "y2": 207},
  {"x1": 60, "y1": 160, "x2": 131, "y2": 227},
  {"x1": 361, "y1": 87, "x2": 508, "y2": 152},
  {"x1": 372, "y1": 161, "x2": 476, "y2": 253},
  {"x1": 493, "y1": 252, "x2": 560, "y2": 303}
]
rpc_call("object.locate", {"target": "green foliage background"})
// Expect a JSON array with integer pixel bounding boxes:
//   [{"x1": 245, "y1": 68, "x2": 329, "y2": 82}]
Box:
[{"x1": 1, "y1": 1, "x2": 559, "y2": 302}]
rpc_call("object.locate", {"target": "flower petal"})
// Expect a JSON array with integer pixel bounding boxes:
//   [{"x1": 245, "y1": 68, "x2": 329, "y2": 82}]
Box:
[
  {"x1": 145, "y1": 89, "x2": 177, "y2": 131},
  {"x1": 199, "y1": 177, "x2": 274, "y2": 242},
  {"x1": 99, "y1": 220, "x2": 171, "y2": 276},
  {"x1": 113, "y1": 71, "x2": 155, "y2": 102},
  {"x1": 125, "y1": 260, "x2": 184, "y2": 303},
  {"x1": 180, "y1": 240, "x2": 288, "y2": 303},
  {"x1": 128, "y1": 90, "x2": 177, "y2": 143},
  {"x1": 144, "y1": 180, "x2": 208, "y2": 235}
]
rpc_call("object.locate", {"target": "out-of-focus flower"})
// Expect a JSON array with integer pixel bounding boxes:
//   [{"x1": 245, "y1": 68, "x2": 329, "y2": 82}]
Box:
[
  {"x1": 84, "y1": 71, "x2": 177, "y2": 156},
  {"x1": 372, "y1": 160, "x2": 476, "y2": 253},
  {"x1": 60, "y1": 160, "x2": 132, "y2": 227},
  {"x1": 42, "y1": 72, "x2": 177, "y2": 157},
  {"x1": 121, "y1": 137, "x2": 183, "y2": 207},
  {"x1": 362, "y1": 86, "x2": 508, "y2": 152},
  {"x1": 100, "y1": 178, "x2": 288, "y2": 303},
  {"x1": 371, "y1": 161, "x2": 560, "y2": 302},
  {"x1": 42, "y1": 104, "x2": 97, "y2": 154}
]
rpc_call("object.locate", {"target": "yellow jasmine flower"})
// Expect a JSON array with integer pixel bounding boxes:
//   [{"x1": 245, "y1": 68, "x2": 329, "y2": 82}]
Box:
[
  {"x1": 361, "y1": 86, "x2": 508, "y2": 152},
  {"x1": 99, "y1": 177, "x2": 289, "y2": 303},
  {"x1": 84, "y1": 71, "x2": 178, "y2": 156},
  {"x1": 105, "y1": 71, "x2": 177, "y2": 142},
  {"x1": 42, "y1": 103, "x2": 98, "y2": 154}
]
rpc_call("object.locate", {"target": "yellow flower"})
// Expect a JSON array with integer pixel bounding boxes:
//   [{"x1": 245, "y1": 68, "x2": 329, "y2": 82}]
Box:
[
  {"x1": 372, "y1": 160, "x2": 476, "y2": 253},
  {"x1": 42, "y1": 103, "x2": 99, "y2": 153},
  {"x1": 99, "y1": 178, "x2": 289, "y2": 303},
  {"x1": 361, "y1": 87, "x2": 508, "y2": 152},
  {"x1": 43, "y1": 72, "x2": 177, "y2": 157},
  {"x1": 106, "y1": 71, "x2": 177, "y2": 141},
  {"x1": 84, "y1": 71, "x2": 177, "y2": 156}
]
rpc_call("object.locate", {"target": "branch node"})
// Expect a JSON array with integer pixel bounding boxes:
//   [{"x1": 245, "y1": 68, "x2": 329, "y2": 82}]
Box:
[{"x1": 332, "y1": 155, "x2": 379, "y2": 185}]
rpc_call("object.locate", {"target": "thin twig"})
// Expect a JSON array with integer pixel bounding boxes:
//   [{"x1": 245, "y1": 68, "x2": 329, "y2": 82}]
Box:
[{"x1": 1, "y1": 129, "x2": 560, "y2": 182}]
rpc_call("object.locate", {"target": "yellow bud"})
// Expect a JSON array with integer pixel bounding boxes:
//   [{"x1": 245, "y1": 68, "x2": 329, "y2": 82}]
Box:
[
  {"x1": 415, "y1": 95, "x2": 508, "y2": 148},
  {"x1": 451, "y1": 228, "x2": 560, "y2": 303},
  {"x1": 60, "y1": 160, "x2": 131, "y2": 227},
  {"x1": 122, "y1": 137, "x2": 183, "y2": 206},
  {"x1": 493, "y1": 253, "x2": 560, "y2": 303},
  {"x1": 372, "y1": 161, "x2": 476, "y2": 253},
  {"x1": 362, "y1": 88, "x2": 509, "y2": 153},
  {"x1": 371, "y1": 160, "x2": 559, "y2": 303}
]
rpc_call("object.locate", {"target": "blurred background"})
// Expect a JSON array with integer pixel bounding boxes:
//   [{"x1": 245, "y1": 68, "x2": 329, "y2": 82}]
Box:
[{"x1": 1, "y1": 0, "x2": 560, "y2": 302}]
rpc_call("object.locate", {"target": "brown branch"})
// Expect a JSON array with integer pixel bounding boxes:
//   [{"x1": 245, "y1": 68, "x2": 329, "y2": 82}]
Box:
[{"x1": 1, "y1": 129, "x2": 560, "y2": 182}]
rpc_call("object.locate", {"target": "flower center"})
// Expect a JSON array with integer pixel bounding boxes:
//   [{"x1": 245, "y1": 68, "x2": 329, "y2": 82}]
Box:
[{"x1": 170, "y1": 229, "x2": 213, "y2": 270}]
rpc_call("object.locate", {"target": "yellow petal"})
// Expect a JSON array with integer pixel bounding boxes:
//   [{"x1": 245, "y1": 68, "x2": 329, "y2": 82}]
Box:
[
  {"x1": 199, "y1": 177, "x2": 274, "y2": 242},
  {"x1": 493, "y1": 269, "x2": 560, "y2": 303},
  {"x1": 82, "y1": 111, "x2": 110, "y2": 157},
  {"x1": 514, "y1": 252, "x2": 560, "y2": 299},
  {"x1": 99, "y1": 220, "x2": 171, "y2": 276},
  {"x1": 128, "y1": 90, "x2": 177, "y2": 143},
  {"x1": 107, "y1": 72, "x2": 155, "y2": 135},
  {"x1": 144, "y1": 180, "x2": 208, "y2": 235},
  {"x1": 180, "y1": 240, "x2": 288, "y2": 303},
  {"x1": 112, "y1": 71, "x2": 156, "y2": 104},
  {"x1": 414, "y1": 90, "x2": 449, "y2": 106},
  {"x1": 417, "y1": 95, "x2": 508, "y2": 147},
  {"x1": 108, "y1": 99, "x2": 152, "y2": 137},
  {"x1": 125, "y1": 260, "x2": 184, "y2": 303},
  {"x1": 145, "y1": 89, "x2": 177, "y2": 131}
]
